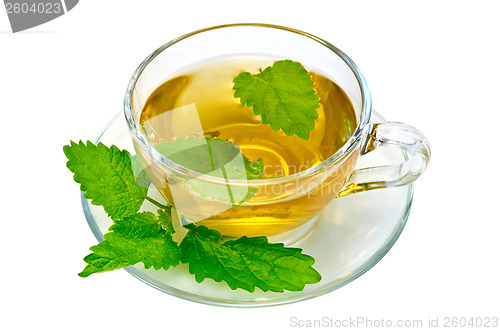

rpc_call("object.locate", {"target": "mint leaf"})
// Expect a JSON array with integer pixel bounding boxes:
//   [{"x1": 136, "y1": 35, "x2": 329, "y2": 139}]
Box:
[
  {"x1": 155, "y1": 137, "x2": 263, "y2": 180},
  {"x1": 108, "y1": 210, "x2": 162, "y2": 238},
  {"x1": 155, "y1": 137, "x2": 264, "y2": 204},
  {"x1": 68, "y1": 141, "x2": 322, "y2": 292},
  {"x1": 79, "y1": 211, "x2": 181, "y2": 277},
  {"x1": 245, "y1": 158, "x2": 264, "y2": 180},
  {"x1": 180, "y1": 224, "x2": 321, "y2": 292},
  {"x1": 233, "y1": 60, "x2": 320, "y2": 140},
  {"x1": 64, "y1": 141, "x2": 148, "y2": 220},
  {"x1": 157, "y1": 207, "x2": 175, "y2": 235},
  {"x1": 130, "y1": 154, "x2": 152, "y2": 189}
]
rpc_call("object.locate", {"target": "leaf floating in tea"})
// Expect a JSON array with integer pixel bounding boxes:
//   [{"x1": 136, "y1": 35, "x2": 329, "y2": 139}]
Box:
[
  {"x1": 180, "y1": 223, "x2": 322, "y2": 292},
  {"x1": 233, "y1": 60, "x2": 320, "y2": 140},
  {"x1": 78, "y1": 211, "x2": 181, "y2": 277}
]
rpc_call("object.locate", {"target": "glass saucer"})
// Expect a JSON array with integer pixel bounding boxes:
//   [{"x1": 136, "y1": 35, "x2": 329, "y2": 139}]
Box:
[{"x1": 81, "y1": 110, "x2": 413, "y2": 307}]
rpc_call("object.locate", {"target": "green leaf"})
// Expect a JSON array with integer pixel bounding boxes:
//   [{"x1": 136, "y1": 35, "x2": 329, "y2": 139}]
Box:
[
  {"x1": 245, "y1": 158, "x2": 264, "y2": 180},
  {"x1": 130, "y1": 154, "x2": 152, "y2": 189},
  {"x1": 157, "y1": 207, "x2": 175, "y2": 235},
  {"x1": 69, "y1": 141, "x2": 322, "y2": 291},
  {"x1": 108, "y1": 211, "x2": 162, "y2": 238},
  {"x1": 154, "y1": 137, "x2": 263, "y2": 180},
  {"x1": 64, "y1": 140, "x2": 148, "y2": 220},
  {"x1": 233, "y1": 60, "x2": 320, "y2": 140},
  {"x1": 154, "y1": 137, "x2": 264, "y2": 204},
  {"x1": 180, "y1": 224, "x2": 321, "y2": 292},
  {"x1": 79, "y1": 212, "x2": 181, "y2": 277}
]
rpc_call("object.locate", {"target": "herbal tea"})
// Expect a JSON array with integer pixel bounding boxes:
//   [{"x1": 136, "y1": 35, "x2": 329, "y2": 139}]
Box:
[{"x1": 138, "y1": 56, "x2": 358, "y2": 237}]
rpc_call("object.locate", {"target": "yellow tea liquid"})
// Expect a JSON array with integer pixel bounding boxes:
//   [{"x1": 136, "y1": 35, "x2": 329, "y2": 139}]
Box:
[{"x1": 139, "y1": 56, "x2": 358, "y2": 237}]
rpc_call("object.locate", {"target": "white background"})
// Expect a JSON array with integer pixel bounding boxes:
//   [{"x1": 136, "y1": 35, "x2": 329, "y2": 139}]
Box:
[{"x1": 1, "y1": 1, "x2": 499, "y2": 330}]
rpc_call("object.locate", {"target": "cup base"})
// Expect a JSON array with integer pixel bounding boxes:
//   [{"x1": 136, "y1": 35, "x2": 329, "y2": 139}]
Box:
[{"x1": 267, "y1": 214, "x2": 320, "y2": 246}]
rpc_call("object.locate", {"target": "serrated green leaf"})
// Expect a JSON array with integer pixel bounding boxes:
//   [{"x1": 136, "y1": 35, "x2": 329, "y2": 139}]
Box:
[
  {"x1": 108, "y1": 211, "x2": 162, "y2": 238},
  {"x1": 180, "y1": 224, "x2": 321, "y2": 292},
  {"x1": 64, "y1": 140, "x2": 148, "y2": 220},
  {"x1": 233, "y1": 60, "x2": 320, "y2": 140},
  {"x1": 69, "y1": 141, "x2": 323, "y2": 291},
  {"x1": 79, "y1": 212, "x2": 181, "y2": 277},
  {"x1": 154, "y1": 137, "x2": 264, "y2": 204}
]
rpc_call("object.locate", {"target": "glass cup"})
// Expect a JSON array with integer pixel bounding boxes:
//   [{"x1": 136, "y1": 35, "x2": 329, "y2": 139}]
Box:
[{"x1": 124, "y1": 24, "x2": 430, "y2": 239}]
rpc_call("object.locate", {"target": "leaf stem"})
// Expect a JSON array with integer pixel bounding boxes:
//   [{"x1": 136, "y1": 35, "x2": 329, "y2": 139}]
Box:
[{"x1": 144, "y1": 195, "x2": 169, "y2": 210}]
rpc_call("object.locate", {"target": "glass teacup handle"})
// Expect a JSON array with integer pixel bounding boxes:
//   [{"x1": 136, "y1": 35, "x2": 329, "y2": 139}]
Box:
[{"x1": 337, "y1": 121, "x2": 431, "y2": 197}]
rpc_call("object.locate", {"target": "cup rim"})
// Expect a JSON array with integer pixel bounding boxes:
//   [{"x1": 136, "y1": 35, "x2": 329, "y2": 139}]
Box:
[{"x1": 124, "y1": 23, "x2": 372, "y2": 186}]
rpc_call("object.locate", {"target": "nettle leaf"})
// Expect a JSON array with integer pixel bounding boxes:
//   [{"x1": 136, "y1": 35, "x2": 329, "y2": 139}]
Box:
[
  {"x1": 64, "y1": 141, "x2": 148, "y2": 220},
  {"x1": 180, "y1": 224, "x2": 321, "y2": 292},
  {"x1": 233, "y1": 60, "x2": 320, "y2": 140}
]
